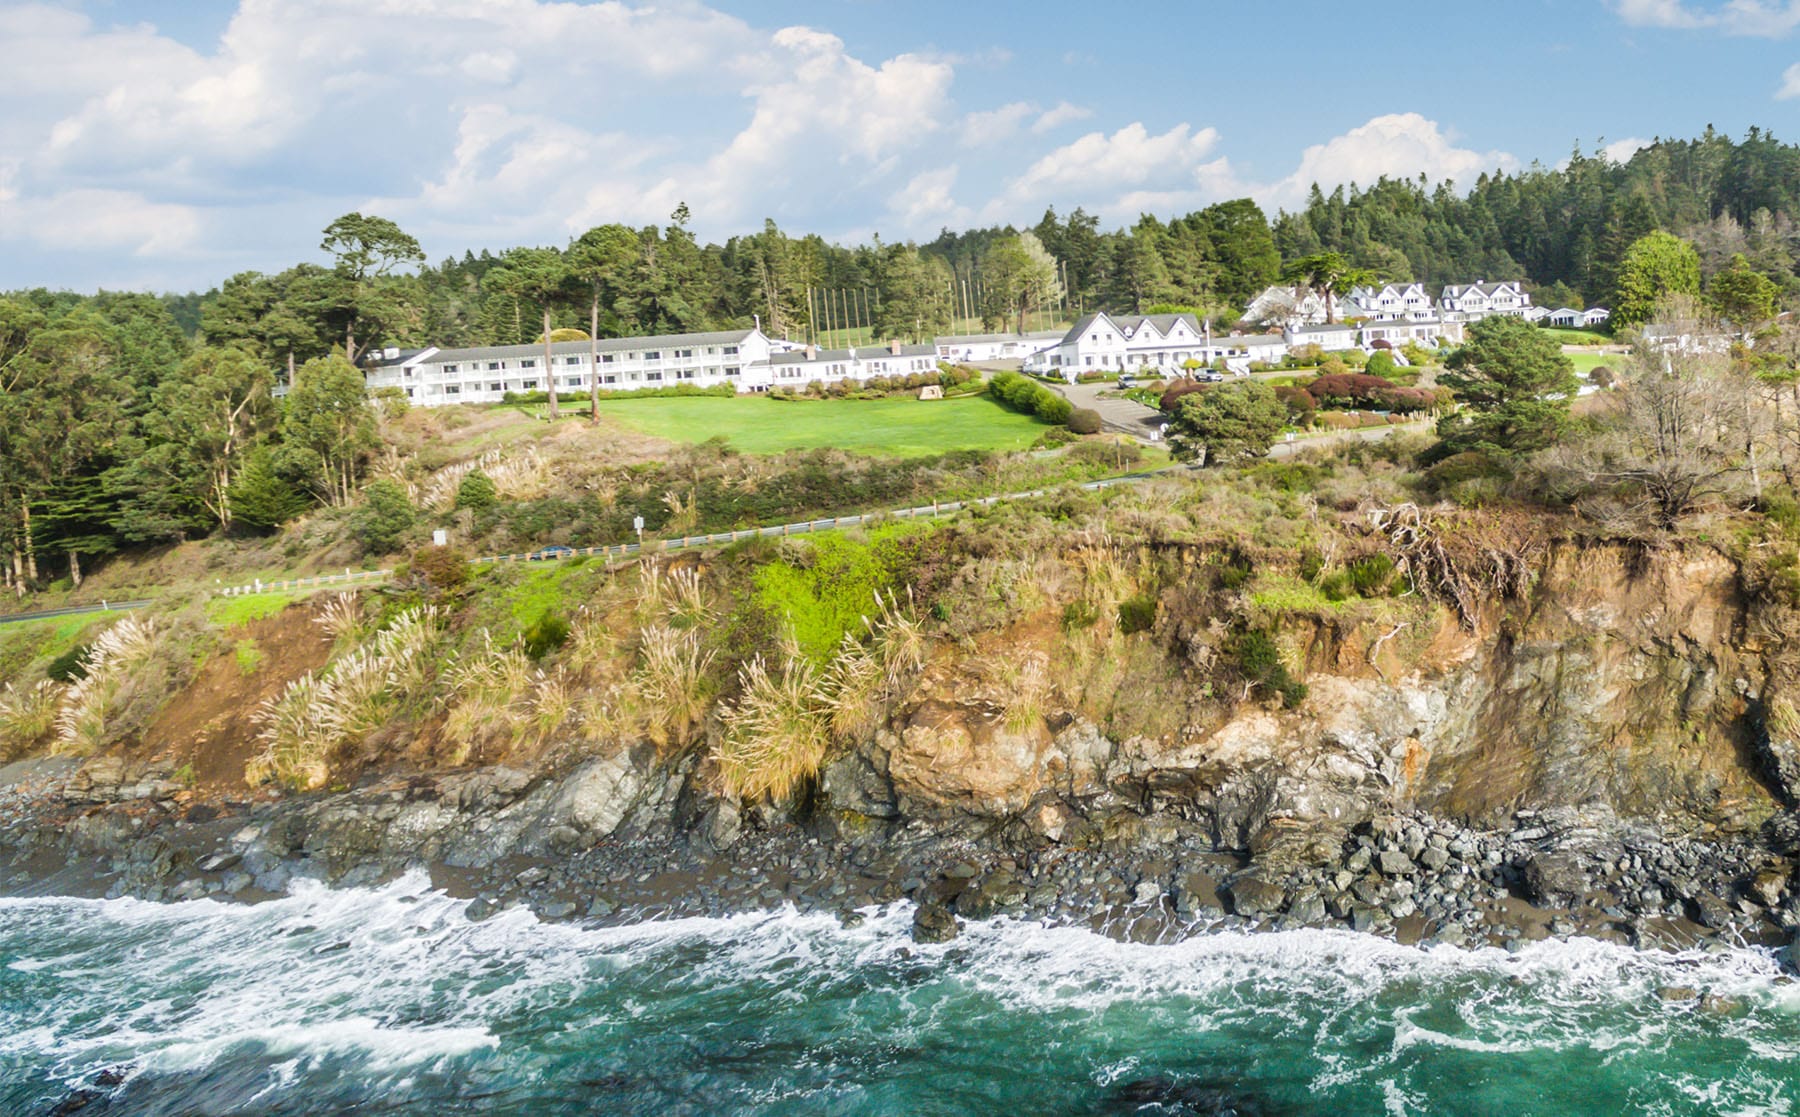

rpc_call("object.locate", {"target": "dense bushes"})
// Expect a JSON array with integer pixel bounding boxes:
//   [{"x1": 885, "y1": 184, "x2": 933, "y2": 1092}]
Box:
[
  {"x1": 1305, "y1": 373, "x2": 1397, "y2": 408},
  {"x1": 770, "y1": 367, "x2": 979, "y2": 401},
  {"x1": 990, "y1": 371, "x2": 1074, "y2": 425},
  {"x1": 504, "y1": 382, "x2": 736, "y2": 405},
  {"x1": 1160, "y1": 380, "x2": 1210, "y2": 413},
  {"x1": 1273, "y1": 385, "x2": 1317, "y2": 425},
  {"x1": 1068, "y1": 408, "x2": 1103, "y2": 435},
  {"x1": 1305, "y1": 374, "x2": 1447, "y2": 415},
  {"x1": 352, "y1": 479, "x2": 417, "y2": 554}
]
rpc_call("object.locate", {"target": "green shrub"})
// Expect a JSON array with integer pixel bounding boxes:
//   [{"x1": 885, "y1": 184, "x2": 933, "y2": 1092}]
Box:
[
  {"x1": 1346, "y1": 553, "x2": 1396, "y2": 597},
  {"x1": 352, "y1": 479, "x2": 417, "y2": 554},
  {"x1": 989, "y1": 371, "x2": 1074, "y2": 427},
  {"x1": 523, "y1": 610, "x2": 571, "y2": 659},
  {"x1": 46, "y1": 644, "x2": 90, "y2": 682},
  {"x1": 1217, "y1": 551, "x2": 1254, "y2": 590},
  {"x1": 1760, "y1": 490, "x2": 1800, "y2": 542},
  {"x1": 751, "y1": 523, "x2": 929, "y2": 664},
  {"x1": 1229, "y1": 628, "x2": 1308, "y2": 708},
  {"x1": 234, "y1": 638, "x2": 264, "y2": 676},
  {"x1": 1062, "y1": 599, "x2": 1100, "y2": 631},
  {"x1": 412, "y1": 544, "x2": 472, "y2": 591},
  {"x1": 1117, "y1": 592, "x2": 1158, "y2": 635},
  {"x1": 1068, "y1": 408, "x2": 1103, "y2": 435},
  {"x1": 456, "y1": 471, "x2": 499, "y2": 512}
]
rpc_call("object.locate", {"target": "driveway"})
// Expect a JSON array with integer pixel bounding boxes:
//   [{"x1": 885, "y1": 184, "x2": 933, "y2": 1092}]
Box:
[{"x1": 1054, "y1": 381, "x2": 1168, "y2": 441}]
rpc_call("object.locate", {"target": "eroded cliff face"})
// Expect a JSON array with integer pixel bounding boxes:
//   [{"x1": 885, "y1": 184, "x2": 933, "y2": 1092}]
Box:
[{"x1": 819, "y1": 541, "x2": 1795, "y2": 855}]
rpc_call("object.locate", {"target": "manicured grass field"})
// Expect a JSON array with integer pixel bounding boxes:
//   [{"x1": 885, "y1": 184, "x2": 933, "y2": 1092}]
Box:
[
  {"x1": 590, "y1": 394, "x2": 1051, "y2": 457},
  {"x1": 1568, "y1": 351, "x2": 1622, "y2": 377},
  {"x1": 1538, "y1": 326, "x2": 1612, "y2": 345}
]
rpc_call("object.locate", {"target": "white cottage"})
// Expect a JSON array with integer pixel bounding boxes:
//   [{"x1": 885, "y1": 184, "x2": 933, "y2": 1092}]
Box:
[
  {"x1": 1242, "y1": 285, "x2": 1331, "y2": 328},
  {"x1": 1284, "y1": 323, "x2": 1359, "y2": 353},
  {"x1": 1348, "y1": 283, "x2": 1434, "y2": 321},
  {"x1": 1438, "y1": 280, "x2": 1532, "y2": 320},
  {"x1": 1025, "y1": 311, "x2": 1222, "y2": 377}
]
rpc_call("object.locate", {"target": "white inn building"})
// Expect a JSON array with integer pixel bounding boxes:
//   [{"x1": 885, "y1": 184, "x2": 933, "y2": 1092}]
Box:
[
  {"x1": 361, "y1": 329, "x2": 940, "y2": 406},
  {"x1": 362, "y1": 328, "x2": 786, "y2": 404}
]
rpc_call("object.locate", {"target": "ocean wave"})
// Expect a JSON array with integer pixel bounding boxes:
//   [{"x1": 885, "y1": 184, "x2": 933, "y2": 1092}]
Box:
[{"x1": 1, "y1": 880, "x2": 1795, "y2": 1114}]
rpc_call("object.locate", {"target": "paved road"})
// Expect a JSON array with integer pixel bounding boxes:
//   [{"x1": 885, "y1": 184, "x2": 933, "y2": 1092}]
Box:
[{"x1": 0, "y1": 599, "x2": 151, "y2": 626}]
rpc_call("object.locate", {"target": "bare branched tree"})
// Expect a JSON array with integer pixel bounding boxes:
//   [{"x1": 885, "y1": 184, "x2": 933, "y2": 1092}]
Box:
[{"x1": 1555, "y1": 294, "x2": 1748, "y2": 529}]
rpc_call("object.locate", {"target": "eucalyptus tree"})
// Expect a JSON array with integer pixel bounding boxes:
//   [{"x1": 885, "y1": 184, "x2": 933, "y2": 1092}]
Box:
[
  {"x1": 488, "y1": 246, "x2": 573, "y2": 417},
  {"x1": 569, "y1": 224, "x2": 641, "y2": 419}
]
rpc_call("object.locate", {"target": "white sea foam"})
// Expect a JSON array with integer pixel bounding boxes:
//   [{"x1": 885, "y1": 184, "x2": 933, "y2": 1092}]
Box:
[{"x1": 3, "y1": 881, "x2": 1797, "y2": 1111}]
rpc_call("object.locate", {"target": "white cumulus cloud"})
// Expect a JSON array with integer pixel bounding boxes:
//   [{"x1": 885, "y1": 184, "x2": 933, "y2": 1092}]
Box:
[
  {"x1": 1780, "y1": 61, "x2": 1800, "y2": 96},
  {"x1": 1032, "y1": 102, "x2": 1093, "y2": 133},
  {"x1": 1261, "y1": 113, "x2": 1518, "y2": 208},
  {"x1": 960, "y1": 102, "x2": 1033, "y2": 146},
  {"x1": 1615, "y1": 0, "x2": 1800, "y2": 35}
]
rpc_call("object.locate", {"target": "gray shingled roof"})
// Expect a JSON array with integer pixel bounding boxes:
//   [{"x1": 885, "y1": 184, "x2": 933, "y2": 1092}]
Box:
[
  {"x1": 425, "y1": 329, "x2": 759, "y2": 364},
  {"x1": 1057, "y1": 312, "x2": 1109, "y2": 348},
  {"x1": 768, "y1": 343, "x2": 937, "y2": 366},
  {"x1": 361, "y1": 348, "x2": 431, "y2": 368}
]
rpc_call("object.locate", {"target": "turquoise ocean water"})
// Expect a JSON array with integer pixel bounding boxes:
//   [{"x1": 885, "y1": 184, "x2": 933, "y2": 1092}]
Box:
[{"x1": 2, "y1": 874, "x2": 1797, "y2": 1115}]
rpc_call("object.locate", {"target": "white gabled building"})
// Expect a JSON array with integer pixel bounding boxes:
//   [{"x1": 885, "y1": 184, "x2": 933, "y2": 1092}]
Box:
[
  {"x1": 1023, "y1": 311, "x2": 1227, "y2": 378},
  {"x1": 1583, "y1": 307, "x2": 1611, "y2": 327},
  {"x1": 1438, "y1": 280, "x2": 1531, "y2": 320},
  {"x1": 363, "y1": 327, "x2": 784, "y2": 404},
  {"x1": 1347, "y1": 282, "x2": 1434, "y2": 321},
  {"x1": 1242, "y1": 285, "x2": 1331, "y2": 329}
]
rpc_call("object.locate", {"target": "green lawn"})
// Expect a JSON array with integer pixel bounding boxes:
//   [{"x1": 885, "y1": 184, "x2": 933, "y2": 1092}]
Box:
[
  {"x1": 1568, "y1": 351, "x2": 1622, "y2": 376},
  {"x1": 591, "y1": 394, "x2": 1052, "y2": 457},
  {"x1": 1538, "y1": 326, "x2": 1612, "y2": 345}
]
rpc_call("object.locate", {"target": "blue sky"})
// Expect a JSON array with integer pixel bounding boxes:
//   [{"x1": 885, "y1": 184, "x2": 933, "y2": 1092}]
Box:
[{"x1": 2, "y1": 0, "x2": 1797, "y2": 292}]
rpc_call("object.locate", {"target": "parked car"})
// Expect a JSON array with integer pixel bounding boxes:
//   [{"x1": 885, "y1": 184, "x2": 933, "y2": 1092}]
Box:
[{"x1": 1201, "y1": 370, "x2": 1225, "y2": 383}]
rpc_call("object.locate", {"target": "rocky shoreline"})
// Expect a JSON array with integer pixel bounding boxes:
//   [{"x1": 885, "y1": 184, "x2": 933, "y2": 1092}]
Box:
[{"x1": 4, "y1": 753, "x2": 1798, "y2": 974}]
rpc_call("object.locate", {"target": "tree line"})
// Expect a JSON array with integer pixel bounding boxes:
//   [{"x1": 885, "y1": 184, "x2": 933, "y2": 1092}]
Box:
[{"x1": 2, "y1": 127, "x2": 1797, "y2": 593}]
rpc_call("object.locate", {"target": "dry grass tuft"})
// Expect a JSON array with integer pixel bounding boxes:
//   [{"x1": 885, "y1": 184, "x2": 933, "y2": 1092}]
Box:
[
  {"x1": 312, "y1": 592, "x2": 365, "y2": 644},
  {"x1": 989, "y1": 651, "x2": 1052, "y2": 735},
  {"x1": 0, "y1": 680, "x2": 61, "y2": 760},
  {"x1": 633, "y1": 623, "x2": 716, "y2": 747},
  {"x1": 53, "y1": 616, "x2": 164, "y2": 755},
  {"x1": 247, "y1": 606, "x2": 441, "y2": 788},
  {"x1": 714, "y1": 642, "x2": 831, "y2": 803},
  {"x1": 714, "y1": 592, "x2": 930, "y2": 802},
  {"x1": 439, "y1": 630, "x2": 581, "y2": 764}
]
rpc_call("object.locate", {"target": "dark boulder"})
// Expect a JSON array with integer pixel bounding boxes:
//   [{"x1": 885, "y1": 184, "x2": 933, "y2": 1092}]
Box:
[
  {"x1": 956, "y1": 871, "x2": 1026, "y2": 920},
  {"x1": 912, "y1": 902, "x2": 960, "y2": 944},
  {"x1": 1225, "y1": 875, "x2": 1287, "y2": 918},
  {"x1": 1521, "y1": 852, "x2": 1586, "y2": 908}
]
